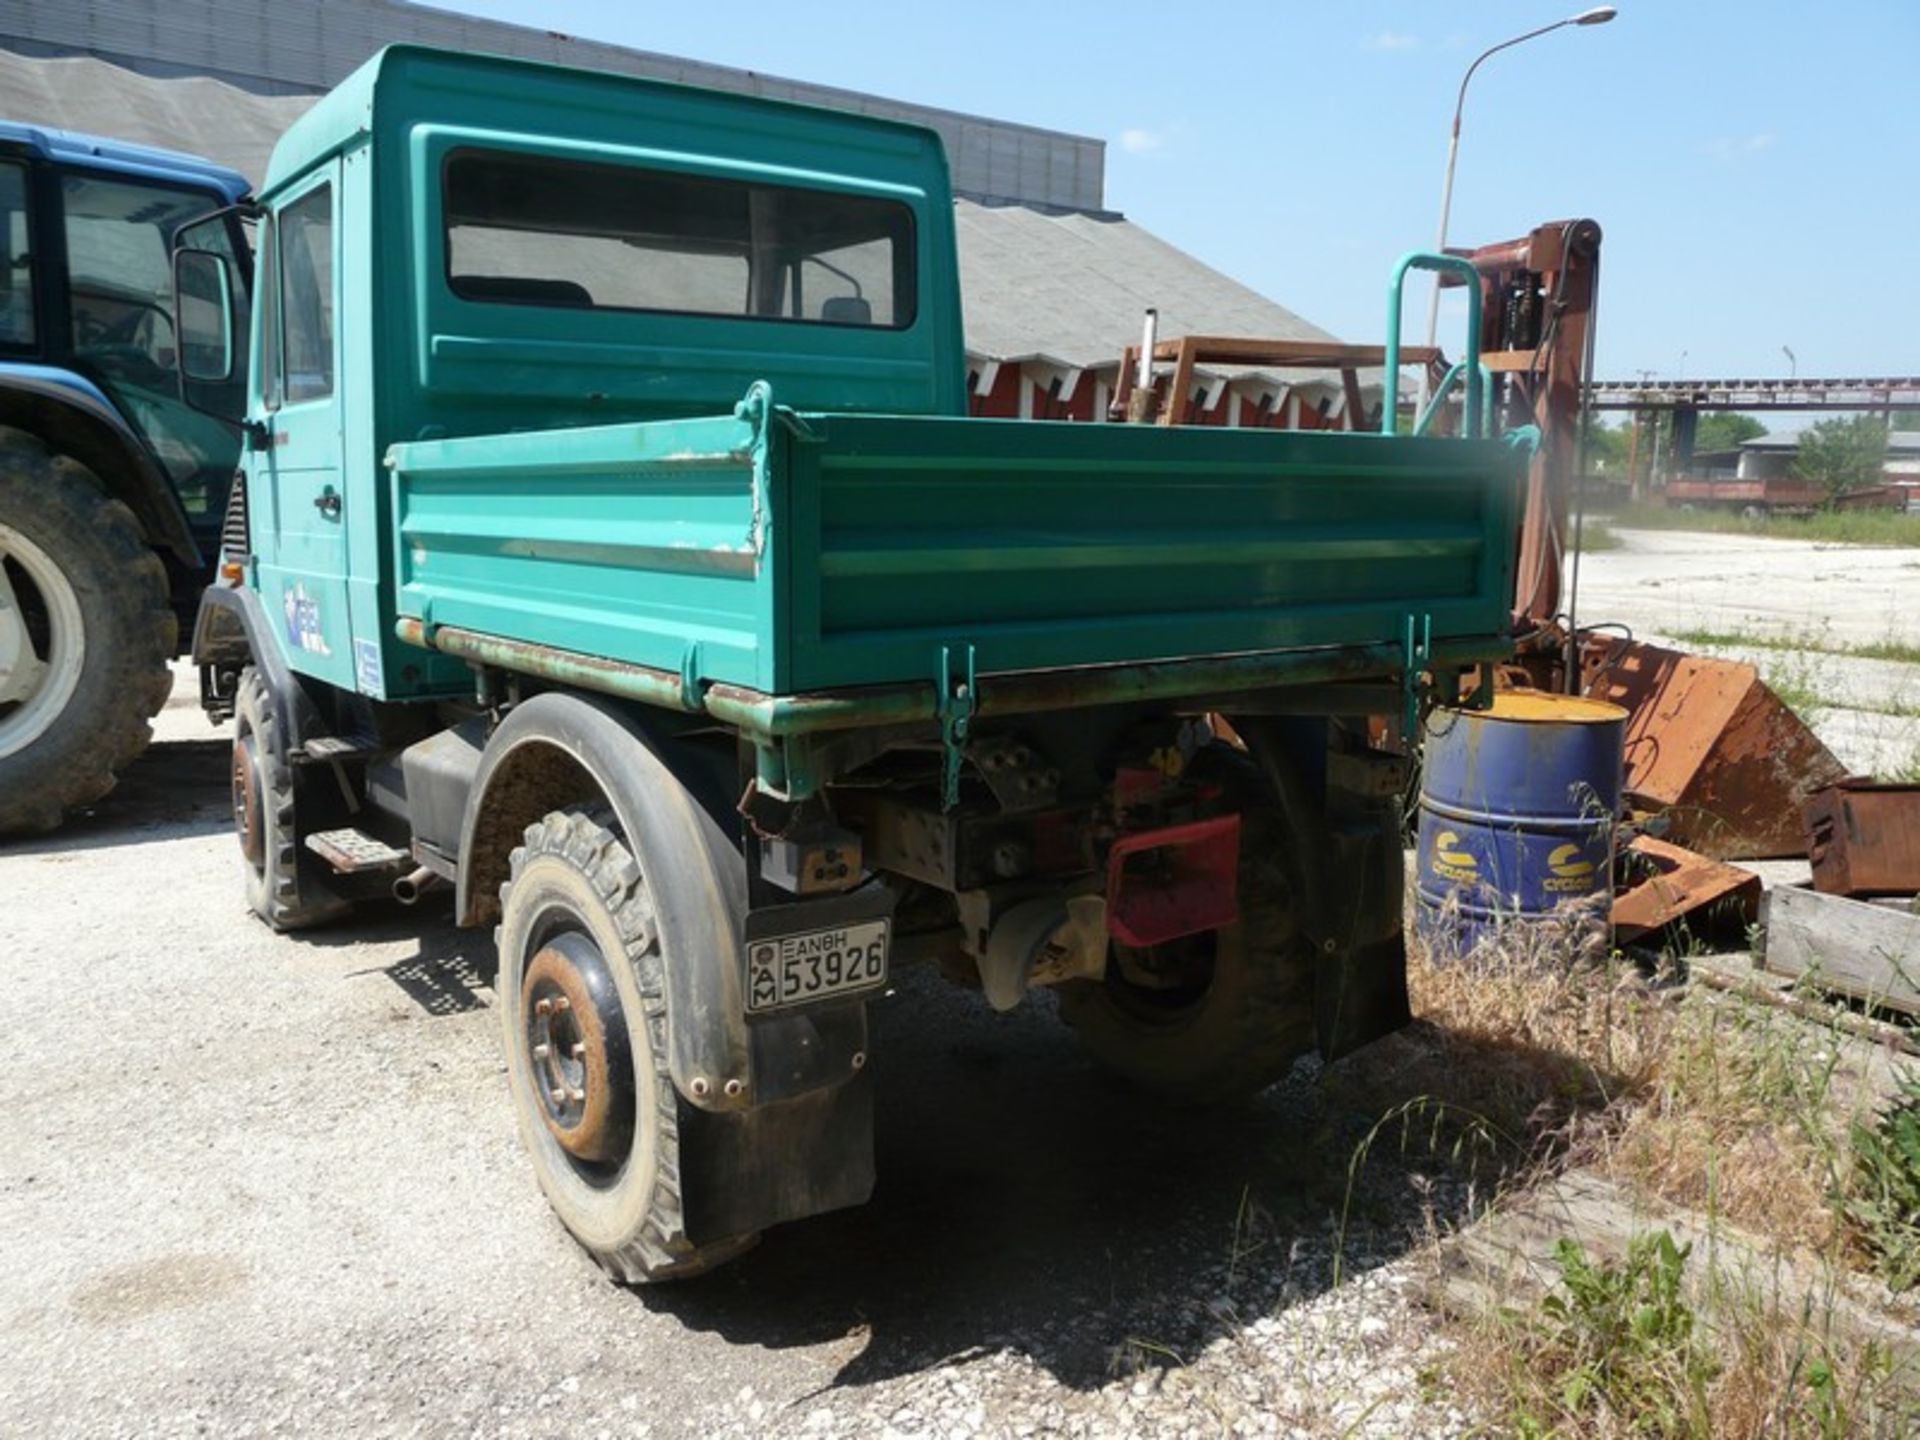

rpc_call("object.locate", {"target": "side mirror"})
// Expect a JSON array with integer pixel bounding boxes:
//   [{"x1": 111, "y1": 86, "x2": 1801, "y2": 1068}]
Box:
[{"x1": 174, "y1": 249, "x2": 236, "y2": 383}]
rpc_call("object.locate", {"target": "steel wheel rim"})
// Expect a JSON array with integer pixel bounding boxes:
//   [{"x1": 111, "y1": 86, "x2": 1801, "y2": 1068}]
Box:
[
  {"x1": 521, "y1": 928, "x2": 636, "y2": 1174},
  {"x1": 0, "y1": 523, "x2": 87, "y2": 761},
  {"x1": 231, "y1": 733, "x2": 265, "y2": 873}
]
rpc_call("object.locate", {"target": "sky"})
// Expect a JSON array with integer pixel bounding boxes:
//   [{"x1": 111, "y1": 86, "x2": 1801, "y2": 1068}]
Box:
[{"x1": 424, "y1": 0, "x2": 1918, "y2": 383}]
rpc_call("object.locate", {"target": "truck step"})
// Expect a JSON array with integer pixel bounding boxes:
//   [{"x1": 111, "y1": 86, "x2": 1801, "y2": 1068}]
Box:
[
  {"x1": 297, "y1": 736, "x2": 384, "y2": 764},
  {"x1": 306, "y1": 828, "x2": 410, "y2": 874}
]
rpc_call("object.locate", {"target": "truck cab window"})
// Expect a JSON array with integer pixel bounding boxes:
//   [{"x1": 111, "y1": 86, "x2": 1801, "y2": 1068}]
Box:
[
  {"x1": 277, "y1": 184, "x2": 334, "y2": 403},
  {"x1": 0, "y1": 162, "x2": 31, "y2": 346},
  {"x1": 443, "y1": 149, "x2": 915, "y2": 328}
]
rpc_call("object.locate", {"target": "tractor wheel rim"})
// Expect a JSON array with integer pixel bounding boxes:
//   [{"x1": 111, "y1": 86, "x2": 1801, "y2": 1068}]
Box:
[
  {"x1": 0, "y1": 523, "x2": 87, "y2": 762},
  {"x1": 522, "y1": 930, "x2": 635, "y2": 1166},
  {"x1": 231, "y1": 735, "x2": 264, "y2": 872}
]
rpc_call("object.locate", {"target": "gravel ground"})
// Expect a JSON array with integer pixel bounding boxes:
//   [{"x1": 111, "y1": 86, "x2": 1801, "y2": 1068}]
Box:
[
  {"x1": 0, "y1": 668, "x2": 1478, "y2": 1438},
  {"x1": 1573, "y1": 526, "x2": 1920, "y2": 776}
]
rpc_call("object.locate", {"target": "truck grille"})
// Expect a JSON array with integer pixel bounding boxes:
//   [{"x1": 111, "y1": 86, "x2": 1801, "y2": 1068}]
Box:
[{"x1": 219, "y1": 471, "x2": 250, "y2": 562}]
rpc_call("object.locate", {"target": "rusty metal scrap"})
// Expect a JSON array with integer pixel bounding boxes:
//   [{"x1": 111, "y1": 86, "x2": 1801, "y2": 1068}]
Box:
[
  {"x1": 1806, "y1": 782, "x2": 1920, "y2": 898},
  {"x1": 1612, "y1": 834, "x2": 1762, "y2": 946},
  {"x1": 1581, "y1": 638, "x2": 1848, "y2": 860}
]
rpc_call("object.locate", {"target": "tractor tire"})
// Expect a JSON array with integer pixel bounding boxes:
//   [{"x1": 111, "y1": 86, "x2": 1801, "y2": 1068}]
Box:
[
  {"x1": 1058, "y1": 742, "x2": 1318, "y2": 1101},
  {"x1": 0, "y1": 433, "x2": 175, "y2": 833},
  {"x1": 230, "y1": 666, "x2": 349, "y2": 930},
  {"x1": 497, "y1": 808, "x2": 757, "y2": 1283}
]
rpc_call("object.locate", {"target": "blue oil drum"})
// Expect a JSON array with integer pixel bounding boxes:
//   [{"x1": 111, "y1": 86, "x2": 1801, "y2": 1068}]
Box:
[{"x1": 1415, "y1": 690, "x2": 1626, "y2": 954}]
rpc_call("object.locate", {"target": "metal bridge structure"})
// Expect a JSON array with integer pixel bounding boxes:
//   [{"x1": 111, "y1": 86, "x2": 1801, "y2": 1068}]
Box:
[
  {"x1": 1585, "y1": 376, "x2": 1920, "y2": 481},
  {"x1": 1588, "y1": 376, "x2": 1920, "y2": 413}
]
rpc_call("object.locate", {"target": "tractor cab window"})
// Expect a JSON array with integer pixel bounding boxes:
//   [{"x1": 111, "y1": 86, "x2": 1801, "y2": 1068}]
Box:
[
  {"x1": 0, "y1": 163, "x2": 31, "y2": 347},
  {"x1": 62, "y1": 174, "x2": 212, "y2": 387},
  {"x1": 60, "y1": 172, "x2": 246, "y2": 494},
  {"x1": 443, "y1": 149, "x2": 916, "y2": 329}
]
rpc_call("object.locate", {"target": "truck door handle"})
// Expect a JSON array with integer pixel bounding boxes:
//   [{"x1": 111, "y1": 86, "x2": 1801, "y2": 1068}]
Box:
[{"x1": 314, "y1": 487, "x2": 341, "y2": 519}]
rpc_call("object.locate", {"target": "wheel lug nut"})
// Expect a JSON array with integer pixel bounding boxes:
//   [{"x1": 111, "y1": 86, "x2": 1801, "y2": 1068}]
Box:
[
  {"x1": 534, "y1": 998, "x2": 553, "y2": 1017},
  {"x1": 551, "y1": 996, "x2": 571, "y2": 1013},
  {"x1": 723, "y1": 1078, "x2": 745, "y2": 1099},
  {"x1": 567, "y1": 1088, "x2": 585, "y2": 1103},
  {"x1": 571, "y1": 1042, "x2": 586, "y2": 1059},
  {"x1": 549, "y1": 1087, "x2": 566, "y2": 1106},
  {"x1": 533, "y1": 1043, "x2": 550, "y2": 1060}
]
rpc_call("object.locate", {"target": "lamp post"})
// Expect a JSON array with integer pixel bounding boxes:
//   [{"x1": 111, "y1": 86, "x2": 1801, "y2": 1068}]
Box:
[
  {"x1": 1782, "y1": 344, "x2": 1797, "y2": 379},
  {"x1": 1418, "y1": 7, "x2": 1618, "y2": 410}
]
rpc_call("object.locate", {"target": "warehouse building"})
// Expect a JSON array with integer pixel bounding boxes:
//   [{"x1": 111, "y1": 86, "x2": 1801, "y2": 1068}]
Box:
[{"x1": 0, "y1": 0, "x2": 1375, "y2": 427}]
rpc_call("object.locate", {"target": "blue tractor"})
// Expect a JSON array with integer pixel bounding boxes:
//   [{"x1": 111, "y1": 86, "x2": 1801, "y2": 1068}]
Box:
[{"x1": 0, "y1": 123, "x2": 252, "y2": 830}]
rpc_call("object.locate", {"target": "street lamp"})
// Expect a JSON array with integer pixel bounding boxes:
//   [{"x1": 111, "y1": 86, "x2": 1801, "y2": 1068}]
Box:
[
  {"x1": 1418, "y1": 7, "x2": 1618, "y2": 408},
  {"x1": 1782, "y1": 344, "x2": 1797, "y2": 379}
]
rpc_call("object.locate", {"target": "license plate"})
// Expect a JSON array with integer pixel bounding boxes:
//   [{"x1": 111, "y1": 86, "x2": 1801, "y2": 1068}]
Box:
[{"x1": 745, "y1": 918, "x2": 889, "y2": 1013}]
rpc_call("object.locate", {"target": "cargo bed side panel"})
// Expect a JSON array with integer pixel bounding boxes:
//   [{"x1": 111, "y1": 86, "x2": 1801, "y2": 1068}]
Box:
[
  {"x1": 389, "y1": 413, "x2": 779, "y2": 691},
  {"x1": 779, "y1": 416, "x2": 1523, "y2": 691}
]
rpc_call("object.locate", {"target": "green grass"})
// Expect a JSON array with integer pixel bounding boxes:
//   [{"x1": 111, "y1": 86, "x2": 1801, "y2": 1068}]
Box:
[
  {"x1": 1572, "y1": 520, "x2": 1623, "y2": 553},
  {"x1": 1847, "y1": 1072, "x2": 1920, "y2": 1293},
  {"x1": 1659, "y1": 624, "x2": 1920, "y2": 724},
  {"x1": 1611, "y1": 503, "x2": 1920, "y2": 549},
  {"x1": 1665, "y1": 627, "x2": 1920, "y2": 667}
]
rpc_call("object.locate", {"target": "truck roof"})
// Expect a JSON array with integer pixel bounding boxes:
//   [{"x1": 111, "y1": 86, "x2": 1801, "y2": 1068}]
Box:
[
  {"x1": 0, "y1": 119, "x2": 250, "y2": 202},
  {"x1": 261, "y1": 43, "x2": 950, "y2": 201}
]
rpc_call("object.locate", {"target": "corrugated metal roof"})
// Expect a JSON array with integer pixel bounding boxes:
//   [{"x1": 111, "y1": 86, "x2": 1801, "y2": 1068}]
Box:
[
  {"x1": 955, "y1": 200, "x2": 1335, "y2": 373},
  {"x1": 2, "y1": 0, "x2": 1104, "y2": 211}
]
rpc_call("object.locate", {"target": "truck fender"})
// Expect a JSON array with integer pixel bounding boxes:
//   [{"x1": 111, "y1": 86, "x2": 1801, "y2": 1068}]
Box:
[
  {"x1": 0, "y1": 367, "x2": 201, "y2": 566},
  {"x1": 191, "y1": 584, "x2": 326, "y2": 747},
  {"x1": 460, "y1": 691, "x2": 876, "y2": 1237},
  {"x1": 458, "y1": 691, "x2": 757, "y2": 1112}
]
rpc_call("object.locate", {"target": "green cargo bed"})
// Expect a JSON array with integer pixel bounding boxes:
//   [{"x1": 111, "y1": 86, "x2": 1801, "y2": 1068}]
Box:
[{"x1": 387, "y1": 391, "x2": 1525, "y2": 700}]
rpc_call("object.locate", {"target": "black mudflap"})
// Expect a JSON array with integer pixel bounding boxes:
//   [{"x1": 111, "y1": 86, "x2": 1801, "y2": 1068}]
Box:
[{"x1": 679, "y1": 1071, "x2": 875, "y2": 1244}]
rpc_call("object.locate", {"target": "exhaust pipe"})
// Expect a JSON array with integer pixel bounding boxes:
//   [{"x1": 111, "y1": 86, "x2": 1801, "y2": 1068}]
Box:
[
  {"x1": 392, "y1": 866, "x2": 445, "y2": 905},
  {"x1": 977, "y1": 892, "x2": 1107, "y2": 1012}
]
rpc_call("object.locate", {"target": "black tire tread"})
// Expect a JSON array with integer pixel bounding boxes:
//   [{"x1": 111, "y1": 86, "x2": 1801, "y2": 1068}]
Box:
[
  {"x1": 234, "y1": 666, "x2": 347, "y2": 931},
  {"x1": 1059, "y1": 742, "x2": 1317, "y2": 1101},
  {"x1": 503, "y1": 809, "x2": 751, "y2": 1283},
  {"x1": 0, "y1": 432, "x2": 176, "y2": 832}
]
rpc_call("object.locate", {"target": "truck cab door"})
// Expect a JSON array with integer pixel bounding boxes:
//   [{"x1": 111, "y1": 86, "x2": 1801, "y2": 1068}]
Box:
[{"x1": 252, "y1": 165, "x2": 353, "y2": 687}]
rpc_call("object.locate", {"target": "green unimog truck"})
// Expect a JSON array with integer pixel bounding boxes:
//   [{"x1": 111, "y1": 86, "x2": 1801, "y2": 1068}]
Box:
[{"x1": 188, "y1": 45, "x2": 1523, "y2": 1281}]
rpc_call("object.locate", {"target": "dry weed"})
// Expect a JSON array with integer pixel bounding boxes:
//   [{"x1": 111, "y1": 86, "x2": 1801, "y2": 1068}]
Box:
[
  {"x1": 1392, "y1": 915, "x2": 1920, "y2": 1435},
  {"x1": 1604, "y1": 994, "x2": 1851, "y2": 1253}
]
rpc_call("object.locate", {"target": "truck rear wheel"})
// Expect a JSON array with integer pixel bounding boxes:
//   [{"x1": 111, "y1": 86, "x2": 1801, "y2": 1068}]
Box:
[
  {"x1": 1058, "y1": 744, "x2": 1317, "y2": 1101},
  {"x1": 497, "y1": 808, "x2": 756, "y2": 1283},
  {"x1": 0, "y1": 436, "x2": 175, "y2": 833},
  {"x1": 231, "y1": 666, "x2": 348, "y2": 930}
]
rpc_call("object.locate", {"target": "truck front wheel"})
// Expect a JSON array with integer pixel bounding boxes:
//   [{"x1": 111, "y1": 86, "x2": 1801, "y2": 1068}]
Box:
[
  {"x1": 231, "y1": 666, "x2": 348, "y2": 930},
  {"x1": 0, "y1": 436, "x2": 175, "y2": 832},
  {"x1": 497, "y1": 808, "x2": 756, "y2": 1282},
  {"x1": 1058, "y1": 745, "x2": 1317, "y2": 1100}
]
